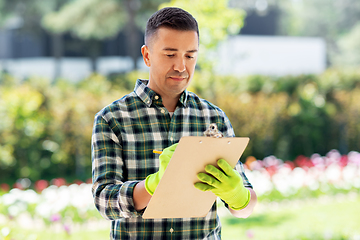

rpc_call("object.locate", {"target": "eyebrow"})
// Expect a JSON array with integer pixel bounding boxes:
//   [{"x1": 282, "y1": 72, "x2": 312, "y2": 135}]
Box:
[{"x1": 162, "y1": 47, "x2": 198, "y2": 53}]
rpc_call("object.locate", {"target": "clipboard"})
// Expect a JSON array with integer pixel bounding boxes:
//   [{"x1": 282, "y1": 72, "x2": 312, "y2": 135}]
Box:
[{"x1": 142, "y1": 136, "x2": 249, "y2": 219}]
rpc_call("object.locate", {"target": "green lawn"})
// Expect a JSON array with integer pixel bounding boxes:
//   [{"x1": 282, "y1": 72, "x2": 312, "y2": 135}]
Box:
[
  {"x1": 220, "y1": 194, "x2": 360, "y2": 240},
  {"x1": 2, "y1": 195, "x2": 360, "y2": 240},
  {"x1": 0, "y1": 229, "x2": 110, "y2": 240}
]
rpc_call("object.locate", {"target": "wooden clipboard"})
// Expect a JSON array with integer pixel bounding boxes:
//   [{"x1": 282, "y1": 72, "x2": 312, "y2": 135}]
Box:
[{"x1": 142, "y1": 136, "x2": 249, "y2": 219}]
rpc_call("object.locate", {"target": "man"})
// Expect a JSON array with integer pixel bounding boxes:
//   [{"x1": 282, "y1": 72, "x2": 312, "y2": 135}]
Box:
[{"x1": 92, "y1": 7, "x2": 257, "y2": 239}]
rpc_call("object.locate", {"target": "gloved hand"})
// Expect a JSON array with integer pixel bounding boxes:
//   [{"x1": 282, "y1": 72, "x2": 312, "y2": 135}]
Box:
[
  {"x1": 194, "y1": 159, "x2": 250, "y2": 210},
  {"x1": 145, "y1": 143, "x2": 178, "y2": 195}
]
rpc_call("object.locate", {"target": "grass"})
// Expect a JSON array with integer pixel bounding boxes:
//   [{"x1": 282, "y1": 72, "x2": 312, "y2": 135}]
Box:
[
  {"x1": 0, "y1": 229, "x2": 110, "y2": 240},
  {"x1": 220, "y1": 193, "x2": 360, "y2": 240},
  {"x1": 2, "y1": 194, "x2": 360, "y2": 240}
]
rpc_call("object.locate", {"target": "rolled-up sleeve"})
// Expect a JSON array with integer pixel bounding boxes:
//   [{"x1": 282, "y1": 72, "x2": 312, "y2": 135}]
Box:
[
  {"x1": 235, "y1": 161, "x2": 253, "y2": 189},
  {"x1": 91, "y1": 114, "x2": 141, "y2": 219}
]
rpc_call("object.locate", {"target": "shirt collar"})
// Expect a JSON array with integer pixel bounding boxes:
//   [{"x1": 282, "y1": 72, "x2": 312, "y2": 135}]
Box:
[{"x1": 134, "y1": 79, "x2": 189, "y2": 108}]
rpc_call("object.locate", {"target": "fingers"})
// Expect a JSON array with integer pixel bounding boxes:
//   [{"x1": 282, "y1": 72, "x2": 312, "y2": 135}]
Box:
[
  {"x1": 204, "y1": 163, "x2": 228, "y2": 183},
  {"x1": 200, "y1": 159, "x2": 238, "y2": 184},
  {"x1": 194, "y1": 182, "x2": 214, "y2": 191},
  {"x1": 163, "y1": 143, "x2": 178, "y2": 154},
  {"x1": 217, "y1": 159, "x2": 236, "y2": 176},
  {"x1": 168, "y1": 142, "x2": 179, "y2": 150},
  {"x1": 159, "y1": 143, "x2": 178, "y2": 163},
  {"x1": 197, "y1": 172, "x2": 221, "y2": 188}
]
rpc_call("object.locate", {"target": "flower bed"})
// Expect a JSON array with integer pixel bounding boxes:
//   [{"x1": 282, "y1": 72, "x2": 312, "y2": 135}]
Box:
[
  {"x1": 0, "y1": 183, "x2": 106, "y2": 237},
  {"x1": 245, "y1": 149, "x2": 360, "y2": 202},
  {"x1": 0, "y1": 149, "x2": 359, "y2": 238}
]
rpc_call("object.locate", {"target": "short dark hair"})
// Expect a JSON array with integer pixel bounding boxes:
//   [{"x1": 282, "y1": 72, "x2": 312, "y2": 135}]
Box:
[{"x1": 145, "y1": 7, "x2": 199, "y2": 45}]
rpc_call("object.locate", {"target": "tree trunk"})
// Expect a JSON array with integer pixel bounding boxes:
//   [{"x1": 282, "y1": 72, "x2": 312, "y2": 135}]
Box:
[
  {"x1": 52, "y1": 33, "x2": 63, "y2": 81},
  {"x1": 51, "y1": 0, "x2": 65, "y2": 82},
  {"x1": 89, "y1": 39, "x2": 100, "y2": 73},
  {"x1": 0, "y1": 28, "x2": 11, "y2": 73},
  {"x1": 125, "y1": 0, "x2": 140, "y2": 70}
]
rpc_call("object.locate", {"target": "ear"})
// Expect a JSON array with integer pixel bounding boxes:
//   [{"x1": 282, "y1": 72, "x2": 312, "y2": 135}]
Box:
[{"x1": 141, "y1": 45, "x2": 151, "y2": 67}]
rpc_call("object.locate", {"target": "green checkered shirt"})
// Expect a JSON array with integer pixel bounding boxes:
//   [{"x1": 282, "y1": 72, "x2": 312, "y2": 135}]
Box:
[{"x1": 91, "y1": 79, "x2": 252, "y2": 239}]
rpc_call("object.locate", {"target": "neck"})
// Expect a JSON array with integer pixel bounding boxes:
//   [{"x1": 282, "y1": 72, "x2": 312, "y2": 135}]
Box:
[{"x1": 161, "y1": 94, "x2": 180, "y2": 112}]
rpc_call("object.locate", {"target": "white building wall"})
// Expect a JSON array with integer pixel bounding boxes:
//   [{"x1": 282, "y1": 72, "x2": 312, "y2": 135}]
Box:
[
  {"x1": 215, "y1": 35, "x2": 326, "y2": 76},
  {"x1": 0, "y1": 36, "x2": 326, "y2": 81}
]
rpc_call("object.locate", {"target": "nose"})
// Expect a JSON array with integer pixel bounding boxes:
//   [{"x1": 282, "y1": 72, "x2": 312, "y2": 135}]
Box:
[{"x1": 173, "y1": 57, "x2": 186, "y2": 72}]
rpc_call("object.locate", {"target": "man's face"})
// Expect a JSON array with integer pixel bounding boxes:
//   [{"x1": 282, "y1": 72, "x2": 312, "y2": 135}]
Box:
[{"x1": 141, "y1": 27, "x2": 199, "y2": 99}]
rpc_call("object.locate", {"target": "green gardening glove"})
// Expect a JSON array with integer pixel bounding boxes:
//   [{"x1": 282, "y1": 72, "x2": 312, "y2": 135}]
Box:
[
  {"x1": 194, "y1": 159, "x2": 251, "y2": 210},
  {"x1": 145, "y1": 143, "x2": 178, "y2": 195}
]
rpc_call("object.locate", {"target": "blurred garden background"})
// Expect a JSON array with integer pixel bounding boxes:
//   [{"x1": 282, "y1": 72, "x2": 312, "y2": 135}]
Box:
[{"x1": 1, "y1": 0, "x2": 360, "y2": 239}]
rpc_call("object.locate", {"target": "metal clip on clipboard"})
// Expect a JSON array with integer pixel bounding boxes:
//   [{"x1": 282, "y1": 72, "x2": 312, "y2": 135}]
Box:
[{"x1": 203, "y1": 123, "x2": 224, "y2": 138}]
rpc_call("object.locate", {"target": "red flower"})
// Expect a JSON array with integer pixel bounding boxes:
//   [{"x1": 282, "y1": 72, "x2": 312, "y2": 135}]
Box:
[
  {"x1": 35, "y1": 180, "x2": 49, "y2": 192},
  {"x1": 245, "y1": 156, "x2": 257, "y2": 170},
  {"x1": 265, "y1": 165, "x2": 277, "y2": 176},
  {"x1": 339, "y1": 155, "x2": 348, "y2": 167},
  {"x1": 51, "y1": 178, "x2": 67, "y2": 187},
  {"x1": 73, "y1": 179, "x2": 83, "y2": 185},
  {"x1": 294, "y1": 155, "x2": 314, "y2": 168},
  {"x1": 284, "y1": 161, "x2": 295, "y2": 170},
  {"x1": 13, "y1": 182, "x2": 23, "y2": 190},
  {"x1": 0, "y1": 183, "x2": 10, "y2": 192}
]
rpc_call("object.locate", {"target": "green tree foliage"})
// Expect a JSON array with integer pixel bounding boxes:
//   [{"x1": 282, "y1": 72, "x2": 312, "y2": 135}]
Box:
[
  {"x1": 42, "y1": 0, "x2": 128, "y2": 72},
  {"x1": 334, "y1": 23, "x2": 360, "y2": 67},
  {"x1": 0, "y1": 0, "x2": 61, "y2": 30},
  {"x1": 1, "y1": 70, "x2": 360, "y2": 184},
  {"x1": 278, "y1": 0, "x2": 360, "y2": 38},
  {"x1": 190, "y1": 69, "x2": 360, "y2": 160},
  {"x1": 160, "y1": 0, "x2": 246, "y2": 71},
  {"x1": 0, "y1": 73, "x2": 134, "y2": 184},
  {"x1": 41, "y1": 0, "x2": 168, "y2": 71},
  {"x1": 0, "y1": 0, "x2": 70, "y2": 78},
  {"x1": 277, "y1": 0, "x2": 360, "y2": 66},
  {"x1": 42, "y1": 0, "x2": 127, "y2": 40},
  {"x1": 160, "y1": 0, "x2": 245, "y2": 100}
]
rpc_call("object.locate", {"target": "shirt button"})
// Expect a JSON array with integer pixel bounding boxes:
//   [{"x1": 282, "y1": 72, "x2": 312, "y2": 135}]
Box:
[
  {"x1": 169, "y1": 228, "x2": 174, "y2": 233},
  {"x1": 154, "y1": 95, "x2": 159, "y2": 100},
  {"x1": 161, "y1": 109, "x2": 165, "y2": 113}
]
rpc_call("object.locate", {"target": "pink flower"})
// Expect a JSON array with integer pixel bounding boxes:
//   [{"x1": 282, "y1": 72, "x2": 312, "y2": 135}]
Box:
[
  {"x1": 348, "y1": 151, "x2": 360, "y2": 166},
  {"x1": 50, "y1": 213, "x2": 61, "y2": 222},
  {"x1": 246, "y1": 230, "x2": 254, "y2": 239},
  {"x1": 63, "y1": 224, "x2": 71, "y2": 235}
]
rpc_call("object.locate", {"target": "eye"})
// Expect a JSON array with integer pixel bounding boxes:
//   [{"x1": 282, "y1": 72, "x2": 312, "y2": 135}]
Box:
[
  {"x1": 186, "y1": 55, "x2": 194, "y2": 59},
  {"x1": 166, "y1": 54, "x2": 175, "y2": 58}
]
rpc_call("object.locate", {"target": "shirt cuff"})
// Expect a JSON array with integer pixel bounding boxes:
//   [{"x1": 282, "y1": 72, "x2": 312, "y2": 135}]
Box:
[{"x1": 118, "y1": 180, "x2": 144, "y2": 218}]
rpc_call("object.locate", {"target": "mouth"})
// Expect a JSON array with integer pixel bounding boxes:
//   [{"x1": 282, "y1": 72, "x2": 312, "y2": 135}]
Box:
[{"x1": 169, "y1": 76, "x2": 187, "y2": 81}]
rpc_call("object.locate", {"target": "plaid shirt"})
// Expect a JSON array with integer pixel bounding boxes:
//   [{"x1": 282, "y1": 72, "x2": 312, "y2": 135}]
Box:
[{"x1": 92, "y1": 79, "x2": 252, "y2": 239}]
